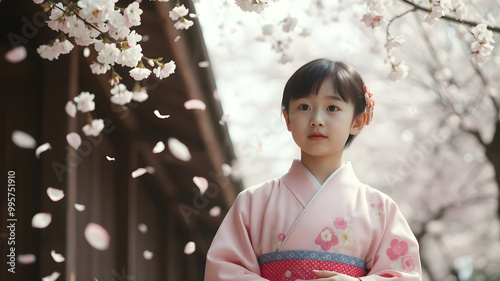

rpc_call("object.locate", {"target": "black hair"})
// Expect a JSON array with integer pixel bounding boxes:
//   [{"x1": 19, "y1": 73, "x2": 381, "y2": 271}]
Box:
[{"x1": 281, "y1": 59, "x2": 367, "y2": 147}]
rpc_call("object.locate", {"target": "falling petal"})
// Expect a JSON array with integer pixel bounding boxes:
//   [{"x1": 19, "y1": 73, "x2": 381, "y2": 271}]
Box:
[
  {"x1": 209, "y1": 206, "x2": 221, "y2": 217},
  {"x1": 65, "y1": 101, "x2": 77, "y2": 118},
  {"x1": 42, "y1": 271, "x2": 60, "y2": 281},
  {"x1": 50, "y1": 250, "x2": 65, "y2": 263},
  {"x1": 66, "y1": 132, "x2": 81, "y2": 150},
  {"x1": 12, "y1": 130, "x2": 36, "y2": 149},
  {"x1": 256, "y1": 142, "x2": 263, "y2": 152},
  {"x1": 221, "y1": 163, "x2": 232, "y2": 176},
  {"x1": 17, "y1": 254, "x2": 36, "y2": 264},
  {"x1": 184, "y1": 99, "x2": 206, "y2": 111},
  {"x1": 168, "y1": 138, "x2": 191, "y2": 162},
  {"x1": 184, "y1": 241, "x2": 196, "y2": 255},
  {"x1": 83, "y1": 47, "x2": 90, "y2": 58},
  {"x1": 74, "y1": 203, "x2": 86, "y2": 211},
  {"x1": 174, "y1": 35, "x2": 181, "y2": 42},
  {"x1": 84, "y1": 223, "x2": 110, "y2": 251},
  {"x1": 143, "y1": 250, "x2": 154, "y2": 260},
  {"x1": 152, "y1": 141, "x2": 165, "y2": 154},
  {"x1": 132, "y1": 168, "x2": 148, "y2": 178},
  {"x1": 219, "y1": 114, "x2": 230, "y2": 125},
  {"x1": 189, "y1": 13, "x2": 199, "y2": 18},
  {"x1": 153, "y1": 109, "x2": 170, "y2": 119},
  {"x1": 47, "y1": 187, "x2": 65, "y2": 202},
  {"x1": 32, "y1": 213, "x2": 52, "y2": 229},
  {"x1": 5, "y1": 46, "x2": 27, "y2": 63},
  {"x1": 106, "y1": 156, "x2": 115, "y2": 161},
  {"x1": 198, "y1": 61, "x2": 210, "y2": 68},
  {"x1": 35, "y1": 143, "x2": 52, "y2": 158},
  {"x1": 213, "y1": 89, "x2": 219, "y2": 100},
  {"x1": 138, "y1": 223, "x2": 148, "y2": 233},
  {"x1": 146, "y1": 166, "x2": 155, "y2": 174},
  {"x1": 193, "y1": 176, "x2": 208, "y2": 195}
]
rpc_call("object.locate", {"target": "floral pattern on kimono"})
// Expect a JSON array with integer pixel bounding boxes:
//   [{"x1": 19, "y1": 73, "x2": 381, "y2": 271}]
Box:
[{"x1": 315, "y1": 217, "x2": 354, "y2": 252}]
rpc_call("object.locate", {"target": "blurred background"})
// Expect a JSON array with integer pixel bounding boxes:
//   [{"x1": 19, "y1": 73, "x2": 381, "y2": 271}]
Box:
[{"x1": 1, "y1": 0, "x2": 499, "y2": 280}]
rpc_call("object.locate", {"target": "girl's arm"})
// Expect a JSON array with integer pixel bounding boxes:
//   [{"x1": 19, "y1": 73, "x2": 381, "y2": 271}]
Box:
[
  {"x1": 205, "y1": 193, "x2": 269, "y2": 281},
  {"x1": 361, "y1": 198, "x2": 421, "y2": 281}
]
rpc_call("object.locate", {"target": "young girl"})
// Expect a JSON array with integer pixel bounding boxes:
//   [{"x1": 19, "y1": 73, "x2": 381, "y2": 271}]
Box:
[{"x1": 205, "y1": 59, "x2": 421, "y2": 281}]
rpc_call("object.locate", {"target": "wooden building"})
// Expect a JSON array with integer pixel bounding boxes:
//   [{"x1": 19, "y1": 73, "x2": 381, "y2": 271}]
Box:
[{"x1": 0, "y1": 0, "x2": 241, "y2": 280}]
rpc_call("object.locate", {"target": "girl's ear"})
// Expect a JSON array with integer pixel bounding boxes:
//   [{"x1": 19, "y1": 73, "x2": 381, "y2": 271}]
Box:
[
  {"x1": 282, "y1": 109, "x2": 292, "y2": 131},
  {"x1": 350, "y1": 112, "x2": 366, "y2": 135}
]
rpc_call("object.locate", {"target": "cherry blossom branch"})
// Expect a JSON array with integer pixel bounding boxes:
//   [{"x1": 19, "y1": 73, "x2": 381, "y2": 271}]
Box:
[
  {"x1": 386, "y1": 7, "x2": 416, "y2": 39},
  {"x1": 399, "y1": 0, "x2": 500, "y2": 33},
  {"x1": 54, "y1": 0, "x2": 117, "y2": 43}
]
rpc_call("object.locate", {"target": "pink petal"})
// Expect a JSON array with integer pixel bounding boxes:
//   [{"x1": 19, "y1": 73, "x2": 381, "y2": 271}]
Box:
[
  {"x1": 138, "y1": 223, "x2": 148, "y2": 233},
  {"x1": 106, "y1": 156, "x2": 115, "y2": 161},
  {"x1": 221, "y1": 163, "x2": 232, "y2": 176},
  {"x1": 84, "y1": 223, "x2": 110, "y2": 251},
  {"x1": 5, "y1": 46, "x2": 27, "y2": 63},
  {"x1": 209, "y1": 206, "x2": 221, "y2": 217},
  {"x1": 153, "y1": 109, "x2": 170, "y2": 119},
  {"x1": 32, "y1": 213, "x2": 52, "y2": 229},
  {"x1": 47, "y1": 187, "x2": 65, "y2": 202},
  {"x1": 189, "y1": 13, "x2": 199, "y2": 18},
  {"x1": 66, "y1": 132, "x2": 81, "y2": 150},
  {"x1": 143, "y1": 250, "x2": 154, "y2": 260},
  {"x1": 131, "y1": 168, "x2": 148, "y2": 178},
  {"x1": 198, "y1": 61, "x2": 210, "y2": 68},
  {"x1": 50, "y1": 250, "x2": 65, "y2": 263},
  {"x1": 193, "y1": 176, "x2": 208, "y2": 195},
  {"x1": 184, "y1": 241, "x2": 196, "y2": 255},
  {"x1": 213, "y1": 89, "x2": 219, "y2": 100},
  {"x1": 17, "y1": 254, "x2": 36, "y2": 264},
  {"x1": 152, "y1": 141, "x2": 165, "y2": 154},
  {"x1": 168, "y1": 138, "x2": 191, "y2": 161},
  {"x1": 42, "y1": 271, "x2": 60, "y2": 281},
  {"x1": 184, "y1": 99, "x2": 206, "y2": 111},
  {"x1": 74, "y1": 203, "x2": 86, "y2": 211},
  {"x1": 174, "y1": 35, "x2": 181, "y2": 42},
  {"x1": 146, "y1": 166, "x2": 155, "y2": 174},
  {"x1": 12, "y1": 130, "x2": 36, "y2": 149},
  {"x1": 35, "y1": 143, "x2": 52, "y2": 158},
  {"x1": 65, "y1": 101, "x2": 77, "y2": 118}
]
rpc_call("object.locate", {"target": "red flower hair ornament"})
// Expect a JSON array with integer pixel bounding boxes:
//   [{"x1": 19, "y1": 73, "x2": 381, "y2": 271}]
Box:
[{"x1": 363, "y1": 85, "x2": 377, "y2": 125}]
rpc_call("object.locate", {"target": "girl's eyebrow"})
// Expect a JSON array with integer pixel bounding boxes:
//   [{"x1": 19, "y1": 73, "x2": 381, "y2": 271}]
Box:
[{"x1": 326, "y1": 94, "x2": 345, "y2": 102}]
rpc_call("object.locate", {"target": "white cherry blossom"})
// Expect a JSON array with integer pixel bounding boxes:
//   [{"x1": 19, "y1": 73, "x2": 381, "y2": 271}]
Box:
[
  {"x1": 384, "y1": 36, "x2": 405, "y2": 50},
  {"x1": 153, "y1": 60, "x2": 176, "y2": 79},
  {"x1": 127, "y1": 30, "x2": 142, "y2": 47},
  {"x1": 90, "y1": 62, "x2": 111, "y2": 75},
  {"x1": 110, "y1": 84, "x2": 133, "y2": 105},
  {"x1": 169, "y1": 5, "x2": 189, "y2": 21},
  {"x1": 74, "y1": 91, "x2": 96, "y2": 113},
  {"x1": 454, "y1": 1, "x2": 468, "y2": 20},
  {"x1": 387, "y1": 60, "x2": 409, "y2": 81},
  {"x1": 132, "y1": 88, "x2": 149, "y2": 102},
  {"x1": 174, "y1": 19, "x2": 194, "y2": 30},
  {"x1": 116, "y1": 44, "x2": 143, "y2": 68},
  {"x1": 82, "y1": 119, "x2": 105, "y2": 137},
  {"x1": 37, "y1": 42, "x2": 61, "y2": 61},
  {"x1": 124, "y1": 2, "x2": 143, "y2": 27},
  {"x1": 361, "y1": 13, "x2": 385, "y2": 29},
  {"x1": 282, "y1": 16, "x2": 297, "y2": 33},
  {"x1": 129, "y1": 67, "x2": 151, "y2": 81},
  {"x1": 97, "y1": 43, "x2": 120, "y2": 65},
  {"x1": 66, "y1": 15, "x2": 88, "y2": 39}
]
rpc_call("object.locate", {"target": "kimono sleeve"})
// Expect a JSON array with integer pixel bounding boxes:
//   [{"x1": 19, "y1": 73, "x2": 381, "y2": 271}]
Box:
[
  {"x1": 205, "y1": 191, "x2": 269, "y2": 281},
  {"x1": 361, "y1": 197, "x2": 422, "y2": 281}
]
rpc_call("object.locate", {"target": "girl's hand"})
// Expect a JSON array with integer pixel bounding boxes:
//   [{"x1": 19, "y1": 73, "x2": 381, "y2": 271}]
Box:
[{"x1": 296, "y1": 270, "x2": 360, "y2": 281}]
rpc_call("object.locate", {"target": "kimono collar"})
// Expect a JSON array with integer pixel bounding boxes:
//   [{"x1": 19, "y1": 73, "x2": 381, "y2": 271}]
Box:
[{"x1": 281, "y1": 160, "x2": 360, "y2": 208}]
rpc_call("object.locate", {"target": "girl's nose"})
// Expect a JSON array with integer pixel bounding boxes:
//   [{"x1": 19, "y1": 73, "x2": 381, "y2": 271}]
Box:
[{"x1": 310, "y1": 111, "x2": 325, "y2": 127}]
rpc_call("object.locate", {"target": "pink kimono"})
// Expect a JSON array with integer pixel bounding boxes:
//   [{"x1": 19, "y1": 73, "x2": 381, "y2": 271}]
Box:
[{"x1": 205, "y1": 160, "x2": 421, "y2": 280}]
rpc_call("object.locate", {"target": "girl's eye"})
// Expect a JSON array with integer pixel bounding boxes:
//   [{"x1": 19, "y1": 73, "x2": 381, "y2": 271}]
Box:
[
  {"x1": 298, "y1": 104, "x2": 310, "y2": 110},
  {"x1": 327, "y1": 105, "x2": 339, "y2": 112}
]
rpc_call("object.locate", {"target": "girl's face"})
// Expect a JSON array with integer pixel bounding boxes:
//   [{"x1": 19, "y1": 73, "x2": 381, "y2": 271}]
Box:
[{"x1": 283, "y1": 78, "x2": 365, "y2": 162}]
